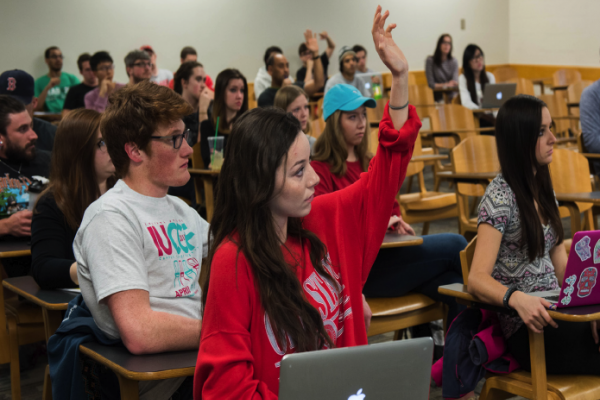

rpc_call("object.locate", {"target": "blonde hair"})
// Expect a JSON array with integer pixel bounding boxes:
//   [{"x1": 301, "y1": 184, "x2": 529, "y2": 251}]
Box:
[
  {"x1": 312, "y1": 110, "x2": 370, "y2": 176},
  {"x1": 273, "y1": 85, "x2": 311, "y2": 136}
]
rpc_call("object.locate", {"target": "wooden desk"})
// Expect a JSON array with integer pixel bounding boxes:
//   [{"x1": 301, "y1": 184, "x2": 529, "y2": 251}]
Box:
[
  {"x1": 80, "y1": 342, "x2": 196, "y2": 400},
  {"x1": 471, "y1": 108, "x2": 499, "y2": 113},
  {"x1": 436, "y1": 171, "x2": 497, "y2": 185},
  {"x1": 555, "y1": 191, "x2": 600, "y2": 232},
  {"x1": 188, "y1": 168, "x2": 220, "y2": 222},
  {"x1": 33, "y1": 112, "x2": 61, "y2": 123},
  {"x1": 3, "y1": 276, "x2": 77, "y2": 399},
  {"x1": 380, "y1": 233, "x2": 423, "y2": 249},
  {"x1": 582, "y1": 153, "x2": 600, "y2": 160},
  {"x1": 410, "y1": 154, "x2": 447, "y2": 163},
  {"x1": 0, "y1": 241, "x2": 31, "y2": 258},
  {"x1": 433, "y1": 86, "x2": 458, "y2": 103},
  {"x1": 550, "y1": 85, "x2": 568, "y2": 92}
]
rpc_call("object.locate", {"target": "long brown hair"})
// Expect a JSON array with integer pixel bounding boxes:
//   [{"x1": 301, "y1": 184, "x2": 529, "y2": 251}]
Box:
[
  {"x1": 273, "y1": 85, "x2": 312, "y2": 136},
  {"x1": 39, "y1": 109, "x2": 116, "y2": 230},
  {"x1": 211, "y1": 69, "x2": 248, "y2": 134},
  {"x1": 495, "y1": 95, "x2": 564, "y2": 261},
  {"x1": 202, "y1": 107, "x2": 335, "y2": 352},
  {"x1": 312, "y1": 110, "x2": 370, "y2": 176}
]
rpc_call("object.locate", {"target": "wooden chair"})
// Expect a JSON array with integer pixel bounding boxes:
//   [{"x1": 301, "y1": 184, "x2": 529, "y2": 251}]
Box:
[
  {"x1": 398, "y1": 133, "x2": 458, "y2": 235},
  {"x1": 566, "y1": 80, "x2": 593, "y2": 119},
  {"x1": 366, "y1": 98, "x2": 387, "y2": 125},
  {"x1": 310, "y1": 117, "x2": 326, "y2": 139},
  {"x1": 553, "y1": 69, "x2": 582, "y2": 88},
  {"x1": 451, "y1": 136, "x2": 500, "y2": 237},
  {"x1": 0, "y1": 264, "x2": 46, "y2": 400},
  {"x1": 190, "y1": 142, "x2": 218, "y2": 222},
  {"x1": 247, "y1": 82, "x2": 257, "y2": 110},
  {"x1": 506, "y1": 77, "x2": 535, "y2": 96},
  {"x1": 459, "y1": 237, "x2": 600, "y2": 400},
  {"x1": 492, "y1": 66, "x2": 518, "y2": 83},
  {"x1": 382, "y1": 72, "x2": 416, "y2": 92},
  {"x1": 548, "y1": 148, "x2": 595, "y2": 235},
  {"x1": 538, "y1": 93, "x2": 579, "y2": 139},
  {"x1": 408, "y1": 84, "x2": 436, "y2": 121}
]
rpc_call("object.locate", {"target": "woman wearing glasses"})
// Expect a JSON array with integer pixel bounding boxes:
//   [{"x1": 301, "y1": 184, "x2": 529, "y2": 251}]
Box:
[
  {"x1": 425, "y1": 34, "x2": 459, "y2": 102},
  {"x1": 459, "y1": 44, "x2": 496, "y2": 127},
  {"x1": 31, "y1": 109, "x2": 116, "y2": 289}
]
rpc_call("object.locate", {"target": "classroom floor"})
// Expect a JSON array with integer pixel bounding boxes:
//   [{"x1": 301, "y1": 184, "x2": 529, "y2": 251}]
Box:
[{"x1": 0, "y1": 165, "x2": 573, "y2": 399}]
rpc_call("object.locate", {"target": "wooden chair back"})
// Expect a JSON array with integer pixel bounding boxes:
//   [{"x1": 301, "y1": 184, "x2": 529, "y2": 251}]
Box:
[
  {"x1": 429, "y1": 104, "x2": 477, "y2": 149},
  {"x1": 492, "y1": 66, "x2": 518, "y2": 83},
  {"x1": 549, "y1": 148, "x2": 592, "y2": 194},
  {"x1": 404, "y1": 133, "x2": 425, "y2": 179},
  {"x1": 247, "y1": 82, "x2": 257, "y2": 110},
  {"x1": 459, "y1": 236, "x2": 477, "y2": 285},
  {"x1": 553, "y1": 69, "x2": 582, "y2": 87},
  {"x1": 383, "y1": 72, "x2": 416, "y2": 90},
  {"x1": 366, "y1": 98, "x2": 386, "y2": 125},
  {"x1": 538, "y1": 93, "x2": 571, "y2": 137},
  {"x1": 409, "y1": 84, "x2": 436, "y2": 120},
  {"x1": 191, "y1": 142, "x2": 205, "y2": 206},
  {"x1": 567, "y1": 80, "x2": 593, "y2": 104},
  {"x1": 311, "y1": 117, "x2": 326, "y2": 139},
  {"x1": 506, "y1": 77, "x2": 535, "y2": 96},
  {"x1": 452, "y1": 135, "x2": 499, "y2": 196}
]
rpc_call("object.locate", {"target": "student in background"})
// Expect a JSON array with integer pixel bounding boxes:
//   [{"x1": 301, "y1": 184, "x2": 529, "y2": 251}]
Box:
[
  {"x1": 354, "y1": 44, "x2": 383, "y2": 88},
  {"x1": 324, "y1": 47, "x2": 371, "y2": 97},
  {"x1": 31, "y1": 109, "x2": 115, "y2": 289},
  {"x1": 311, "y1": 83, "x2": 466, "y2": 329},
  {"x1": 141, "y1": 45, "x2": 174, "y2": 86},
  {"x1": 459, "y1": 44, "x2": 496, "y2": 126},
  {"x1": 466, "y1": 95, "x2": 600, "y2": 379},
  {"x1": 174, "y1": 61, "x2": 209, "y2": 144},
  {"x1": 62, "y1": 53, "x2": 98, "y2": 117},
  {"x1": 274, "y1": 85, "x2": 316, "y2": 151},
  {"x1": 254, "y1": 46, "x2": 293, "y2": 100},
  {"x1": 125, "y1": 50, "x2": 153, "y2": 86},
  {"x1": 257, "y1": 53, "x2": 289, "y2": 108},
  {"x1": 199, "y1": 69, "x2": 247, "y2": 167},
  {"x1": 296, "y1": 30, "x2": 334, "y2": 95},
  {"x1": 84, "y1": 51, "x2": 126, "y2": 113},
  {"x1": 34, "y1": 46, "x2": 80, "y2": 113},
  {"x1": 194, "y1": 7, "x2": 419, "y2": 397},
  {"x1": 169, "y1": 46, "x2": 215, "y2": 92},
  {"x1": 425, "y1": 34, "x2": 459, "y2": 102}
]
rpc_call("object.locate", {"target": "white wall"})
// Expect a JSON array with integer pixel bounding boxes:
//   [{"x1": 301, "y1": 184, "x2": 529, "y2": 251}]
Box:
[
  {"x1": 509, "y1": 0, "x2": 600, "y2": 66},
  {"x1": 0, "y1": 0, "x2": 508, "y2": 83}
]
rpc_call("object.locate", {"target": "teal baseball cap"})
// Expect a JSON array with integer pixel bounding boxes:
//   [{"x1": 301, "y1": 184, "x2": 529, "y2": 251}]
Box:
[{"x1": 323, "y1": 84, "x2": 376, "y2": 121}]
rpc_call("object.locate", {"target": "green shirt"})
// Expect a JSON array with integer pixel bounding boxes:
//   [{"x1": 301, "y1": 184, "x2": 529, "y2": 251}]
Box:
[{"x1": 34, "y1": 72, "x2": 80, "y2": 113}]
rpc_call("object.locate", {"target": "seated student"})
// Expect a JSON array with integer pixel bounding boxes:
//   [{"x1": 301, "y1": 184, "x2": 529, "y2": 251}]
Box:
[
  {"x1": 311, "y1": 83, "x2": 466, "y2": 326},
  {"x1": 580, "y1": 75, "x2": 600, "y2": 176},
  {"x1": 425, "y1": 34, "x2": 459, "y2": 102},
  {"x1": 34, "y1": 46, "x2": 80, "y2": 113},
  {"x1": 125, "y1": 50, "x2": 153, "y2": 86},
  {"x1": 254, "y1": 46, "x2": 294, "y2": 100},
  {"x1": 84, "y1": 51, "x2": 125, "y2": 113},
  {"x1": 296, "y1": 30, "x2": 334, "y2": 95},
  {"x1": 324, "y1": 46, "x2": 371, "y2": 97},
  {"x1": 353, "y1": 44, "x2": 384, "y2": 88},
  {"x1": 140, "y1": 45, "x2": 173, "y2": 86},
  {"x1": 62, "y1": 53, "x2": 98, "y2": 117},
  {"x1": 257, "y1": 53, "x2": 289, "y2": 108},
  {"x1": 169, "y1": 47, "x2": 215, "y2": 93},
  {"x1": 174, "y1": 61, "x2": 209, "y2": 144},
  {"x1": 194, "y1": 7, "x2": 420, "y2": 397},
  {"x1": 459, "y1": 44, "x2": 496, "y2": 126},
  {"x1": 199, "y1": 69, "x2": 247, "y2": 168},
  {"x1": 0, "y1": 70, "x2": 56, "y2": 152},
  {"x1": 31, "y1": 109, "x2": 115, "y2": 289},
  {"x1": 273, "y1": 85, "x2": 316, "y2": 151},
  {"x1": 0, "y1": 95, "x2": 51, "y2": 277},
  {"x1": 74, "y1": 81, "x2": 209, "y2": 399},
  {"x1": 466, "y1": 95, "x2": 600, "y2": 381}
]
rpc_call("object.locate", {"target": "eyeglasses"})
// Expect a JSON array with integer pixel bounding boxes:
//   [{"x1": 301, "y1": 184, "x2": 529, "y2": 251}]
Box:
[
  {"x1": 472, "y1": 54, "x2": 484, "y2": 61},
  {"x1": 48, "y1": 54, "x2": 64, "y2": 60},
  {"x1": 133, "y1": 62, "x2": 153, "y2": 68},
  {"x1": 96, "y1": 139, "x2": 107, "y2": 152},
  {"x1": 150, "y1": 129, "x2": 190, "y2": 149},
  {"x1": 97, "y1": 64, "x2": 115, "y2": 72}
]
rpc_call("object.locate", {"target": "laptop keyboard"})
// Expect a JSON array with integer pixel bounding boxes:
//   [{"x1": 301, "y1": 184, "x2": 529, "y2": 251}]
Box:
[{"x1": 543, "y1": 295, "x2": 560, "y2": 302}]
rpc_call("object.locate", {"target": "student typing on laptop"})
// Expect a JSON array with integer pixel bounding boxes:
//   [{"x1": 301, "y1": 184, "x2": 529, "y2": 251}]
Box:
[
  {"x1": 458, "y1": 44, "x2": 496, "y2": 128},
  {"x1": 466, "y1": 95, "x2": 600, "y2": 383}
]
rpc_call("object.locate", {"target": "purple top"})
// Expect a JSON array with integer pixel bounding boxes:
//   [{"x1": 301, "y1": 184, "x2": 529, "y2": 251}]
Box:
[{"x1": 84, "y1": 83, "x2": 126, "y2": 112}]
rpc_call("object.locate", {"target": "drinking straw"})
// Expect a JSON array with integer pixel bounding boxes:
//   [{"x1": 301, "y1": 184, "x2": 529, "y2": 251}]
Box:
[{"x1": 212, "y1": 116, "x2": 220, "y2": 166}]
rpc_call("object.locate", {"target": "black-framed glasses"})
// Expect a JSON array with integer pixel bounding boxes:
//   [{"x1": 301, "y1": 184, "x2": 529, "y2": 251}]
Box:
[
  {"x1": 150, "y1": 129, "x2": 190, "y2": 149},
  {"x1": 97, "y1": 64, "x2": 115, "y2": 72},
  {"x1": 133, "y1": 62, "x2": 153, "y2": 68},
  {"x1": 96, "y1": 139, "x2": 107, "y2": 152}
]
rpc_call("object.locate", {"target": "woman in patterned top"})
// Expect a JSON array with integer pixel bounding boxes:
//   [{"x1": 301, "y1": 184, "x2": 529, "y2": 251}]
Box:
[{"x1": 468, "y1": 95, "x2": 600, "y2": 375}]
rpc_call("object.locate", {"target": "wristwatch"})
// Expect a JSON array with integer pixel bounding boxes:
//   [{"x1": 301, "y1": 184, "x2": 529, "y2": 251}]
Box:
[{"x1": 503, "y1": 285, "x2": 519, "y2": 309}]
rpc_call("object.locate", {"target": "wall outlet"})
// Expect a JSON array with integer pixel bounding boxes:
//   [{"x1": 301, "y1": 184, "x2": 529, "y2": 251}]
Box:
[{"x1": 461, "y1": 19, "x2": 466, "y2": 30}]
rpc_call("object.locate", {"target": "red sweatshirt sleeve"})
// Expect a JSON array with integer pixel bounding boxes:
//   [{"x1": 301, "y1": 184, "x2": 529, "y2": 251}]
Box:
[
  {"x1": 194, "y1": 241, "x2": 278, "y2": 400},
  {"x1": 311, "y1": 160, "x2": 335, "y2": 197},
  {"x1": 308, "y1": 103, "x2": 421, "y2": 284}
]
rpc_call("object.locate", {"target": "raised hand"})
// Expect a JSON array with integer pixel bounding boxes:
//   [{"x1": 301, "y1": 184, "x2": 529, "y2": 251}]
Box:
[
  {"x1": 304, "y1": 29, "x2": 319, "y2": 55},
  {"x1": 371, "y1": 5, "x2": 408, "y2": 77},
  {"x1": 319, "y1": 31, "x2": 329, "y2": 40}
]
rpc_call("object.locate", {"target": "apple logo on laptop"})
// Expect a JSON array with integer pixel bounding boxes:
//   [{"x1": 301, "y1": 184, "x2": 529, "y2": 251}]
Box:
[
  {"x1": 496, "y1": 92, "x2": 502, "y2": 100},
  {"x1": 348, "y1": 389, "x2": 365, "y2": 400}
]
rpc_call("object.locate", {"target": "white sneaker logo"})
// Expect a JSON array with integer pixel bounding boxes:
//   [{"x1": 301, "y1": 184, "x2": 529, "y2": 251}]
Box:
[{"x1": 348, "y1": 388, "x2": 366, "y2": 400}]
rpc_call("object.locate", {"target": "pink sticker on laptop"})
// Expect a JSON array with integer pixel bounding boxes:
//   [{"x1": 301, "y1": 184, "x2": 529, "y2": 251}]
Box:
[
  {"x1": 577, "y1": 267, "x2": 598, "y2": 298},
  {"x1": 575, "y1": 236, "x2": 592, "y2": 262}
]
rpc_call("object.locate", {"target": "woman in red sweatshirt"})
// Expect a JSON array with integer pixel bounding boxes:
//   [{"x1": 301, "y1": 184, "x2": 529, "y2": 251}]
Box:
[
  {"x1": 194, "y1": 7, "x2": 420, "y2": 399},
  {"x1": 310, "y1": 83, "x2": 467, "y2": 330}
]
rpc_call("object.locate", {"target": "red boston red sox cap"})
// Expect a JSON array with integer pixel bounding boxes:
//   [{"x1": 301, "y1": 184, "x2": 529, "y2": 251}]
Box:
[{"x1": 0, "y1": 70, "x2": 34, "y2": 105}]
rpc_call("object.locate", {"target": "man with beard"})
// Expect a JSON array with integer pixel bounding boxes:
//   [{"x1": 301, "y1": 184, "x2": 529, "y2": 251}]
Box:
[
  {"x1": 324, "y1": 46, "x2": 371, "y2": 97},
  {"x1": 34, "y1": 46, "x2": 80, "y2": 113},
  {"x1": 257, "y1": 53, "x2": 290, "y2": 107},
  {"x1": 125, "y1": 50, "x2": 153, "y2": 85},
  {"x1": 0, "y1": 95, "x2": 51, "y2": 276},
  {"x1": 0, "y1": 70, "x2": 56, "y2": 152}
]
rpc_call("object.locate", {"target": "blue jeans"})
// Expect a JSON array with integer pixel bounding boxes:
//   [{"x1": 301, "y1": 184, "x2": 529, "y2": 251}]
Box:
[{"x1": 363, "y1": 233, "x2": 467, "y2": 324}]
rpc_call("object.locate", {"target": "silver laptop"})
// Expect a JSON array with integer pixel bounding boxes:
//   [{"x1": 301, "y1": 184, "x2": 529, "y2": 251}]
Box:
[
  {"x1": 481, "y1": 83, "x2": 517, "y2": 108},
  {"x1": 279, "y1": 337, "x2": 433, "y2": 400}
]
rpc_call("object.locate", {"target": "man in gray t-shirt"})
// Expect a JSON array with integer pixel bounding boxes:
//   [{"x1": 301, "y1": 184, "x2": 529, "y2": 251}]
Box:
[
  {"x1": 324, "y1": 46, "x2": 372, "y2": 97},
  {"x1": 74, "y1": 81, "x2": 209, "y2": 400},
  {"x1": 581, "y1": 79, "x2": 600, "y2": 175}
]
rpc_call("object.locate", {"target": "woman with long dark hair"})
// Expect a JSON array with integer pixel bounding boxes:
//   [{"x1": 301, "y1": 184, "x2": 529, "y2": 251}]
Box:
[
  {"x1": 194, "y1": 7, "x2": 421, "y2": 398},
  {"x1": 173, "y1": 60, "x2": 208, "y2": 145},
  {"x1": 459, "y1": 44, "x2": 496, "y2": 127},
  {"x1": 425, "y1": 34, "x2": 459, "y2": 102},
  {"x1": 198, "y1": 68, "x2": 247, "y2": 167},
  {"x1": 311, "y1": 83, "x2": 467, "y2": 333},
  {"x1": 31, "y1": 109, "x2": 116, "y2": 289},
  {"x1": 467, "y1": 95, "x2": 600, "y2": 375}
]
